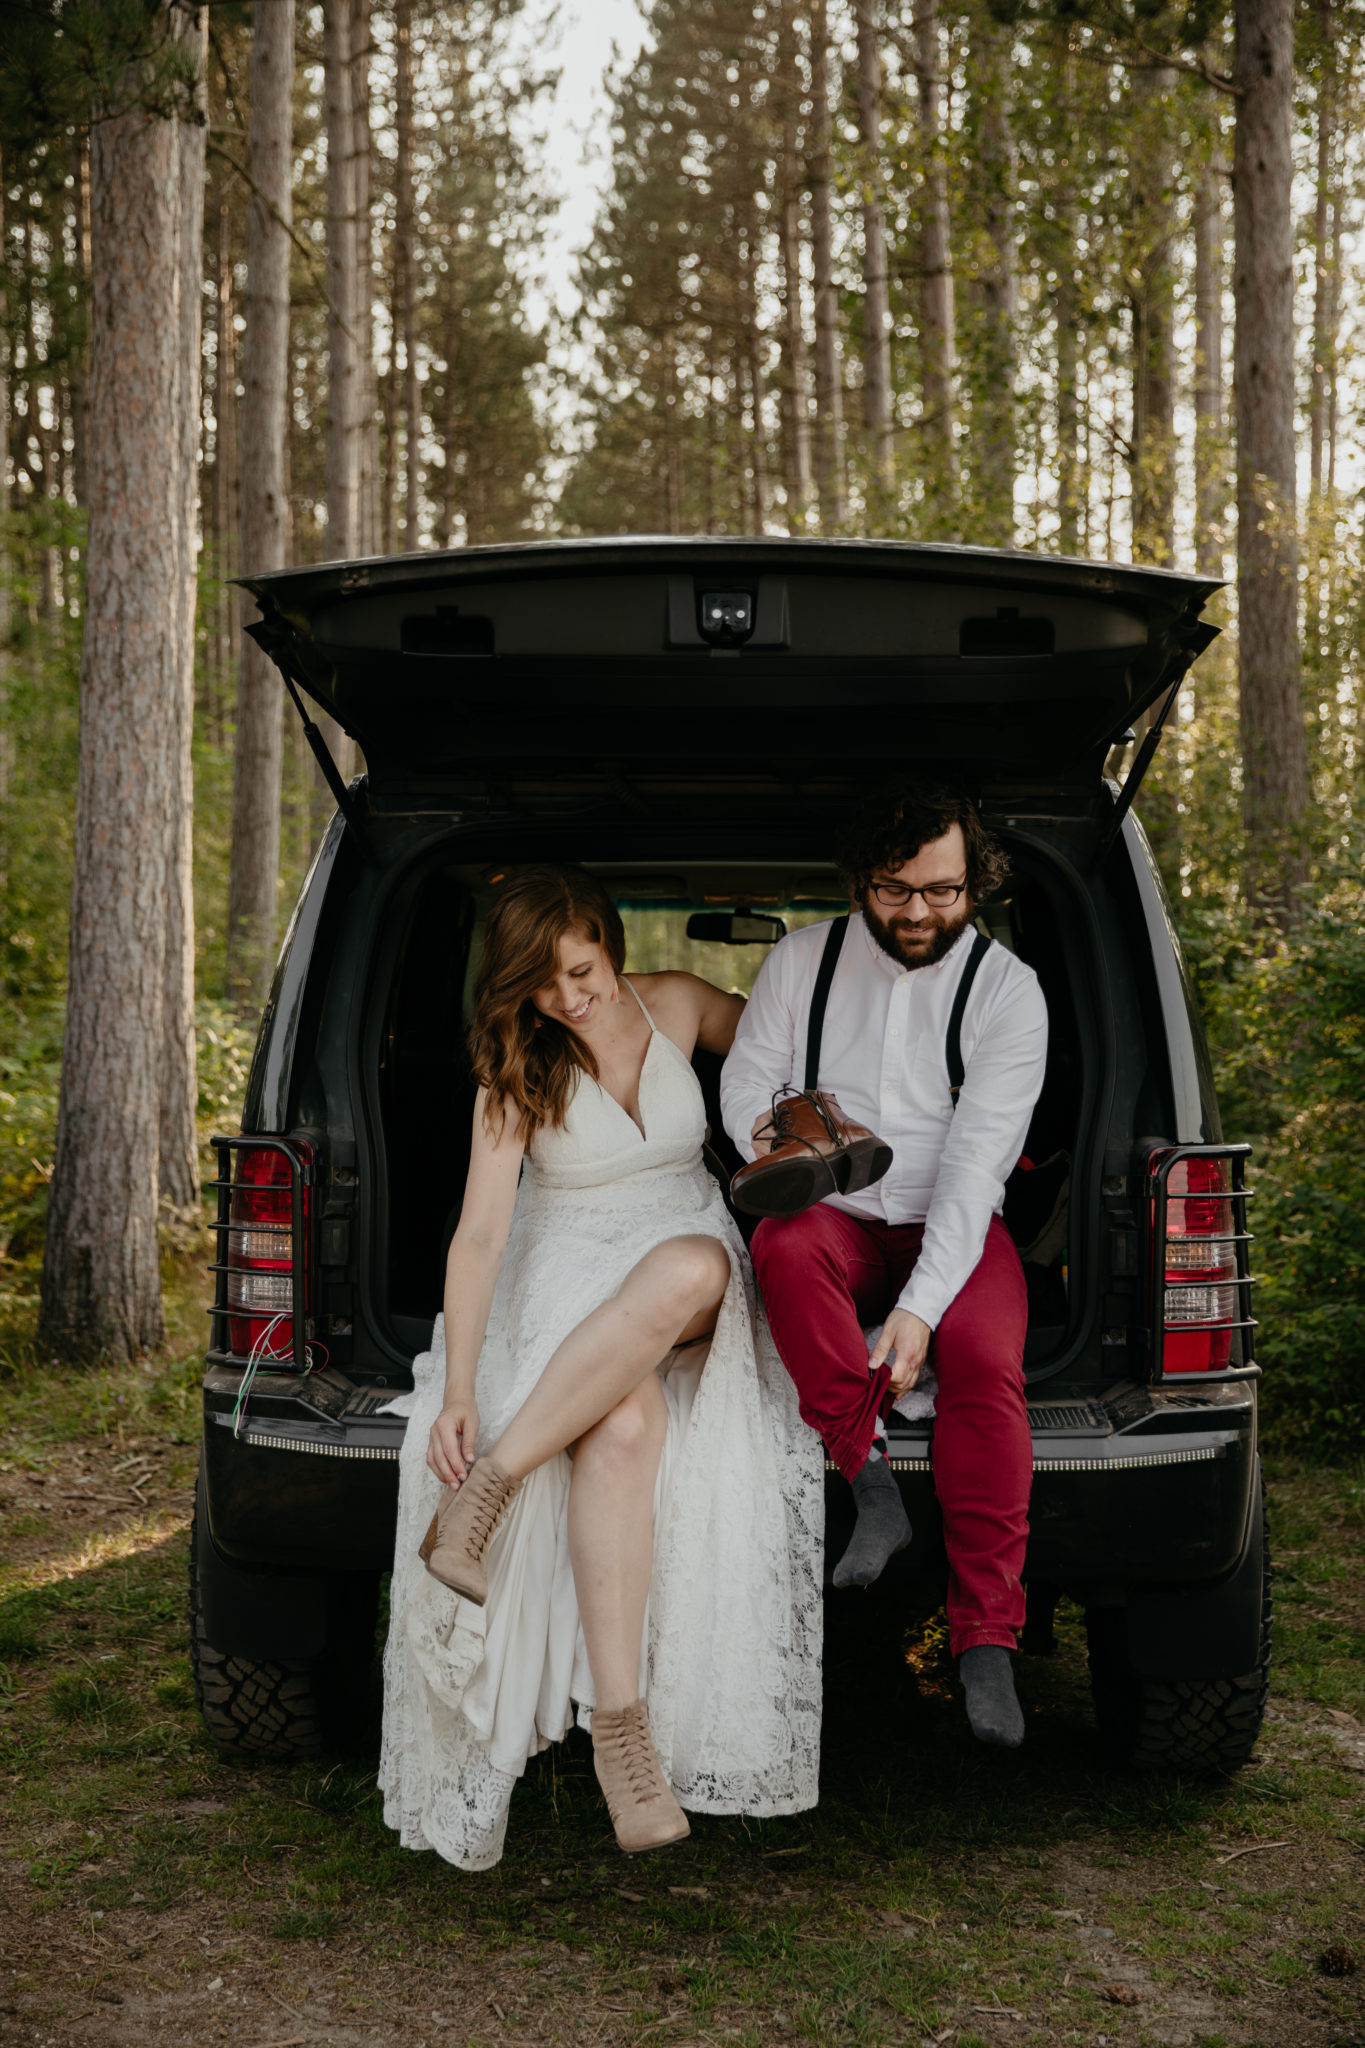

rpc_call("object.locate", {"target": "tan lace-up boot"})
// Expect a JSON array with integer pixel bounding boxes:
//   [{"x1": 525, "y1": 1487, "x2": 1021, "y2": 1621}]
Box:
[
  {"x1": 592, "y1": 1699, "x2": 691, "y2": 1854},
  {"x1": 418, "y1": 1459, "x2": 520, "y2": 1606}
]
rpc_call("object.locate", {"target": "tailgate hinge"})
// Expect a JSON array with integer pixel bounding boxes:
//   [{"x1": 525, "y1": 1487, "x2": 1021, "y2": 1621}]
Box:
[{"x1": 244, "y1": 619, "x2": 374, "y2": 863}]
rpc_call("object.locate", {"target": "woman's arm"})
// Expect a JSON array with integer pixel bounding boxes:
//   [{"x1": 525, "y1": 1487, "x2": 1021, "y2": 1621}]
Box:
[{"x1": 428, "y1": 1087, "x2": 524, "y2": 1486}]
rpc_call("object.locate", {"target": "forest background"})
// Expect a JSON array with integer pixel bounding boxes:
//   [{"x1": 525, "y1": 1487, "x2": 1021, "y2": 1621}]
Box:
[{"x1": 0, "y1": 0, "x2": 1361, "y2": 1445}]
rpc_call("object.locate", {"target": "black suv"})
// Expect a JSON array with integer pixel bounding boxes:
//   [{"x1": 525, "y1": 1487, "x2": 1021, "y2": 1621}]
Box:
[{"x1": 191, "y1": 537, "x2": 1267, "y2": 1772}]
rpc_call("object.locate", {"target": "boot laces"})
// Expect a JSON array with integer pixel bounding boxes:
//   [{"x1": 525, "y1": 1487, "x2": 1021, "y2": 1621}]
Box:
[
  {"x1": 459, "y1": 1465, "x2": 513, "y2": 1555},
  {"x1": 605, "y1": 1707, "x2": 663, "y2": 1803},
  {"x1": 754, "y1": 1088, "x2": 845, "y2": 1157}
]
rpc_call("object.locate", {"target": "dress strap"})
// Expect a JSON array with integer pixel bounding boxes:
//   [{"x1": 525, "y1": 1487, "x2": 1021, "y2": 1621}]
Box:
[{"x1": 623, "y1": 975, "x2": 657, "y2": 1032}]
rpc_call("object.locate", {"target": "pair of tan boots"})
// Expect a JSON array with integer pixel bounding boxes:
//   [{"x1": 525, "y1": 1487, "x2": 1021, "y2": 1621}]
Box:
[{"x1": 419, "y1": 1459, "x2": 690, "y2": 1855}]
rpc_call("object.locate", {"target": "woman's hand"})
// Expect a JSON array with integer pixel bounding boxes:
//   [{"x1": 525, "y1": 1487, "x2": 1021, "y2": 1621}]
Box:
[{"x1": 428, "y1": 1393, "x2": 480, "y2": 1487}]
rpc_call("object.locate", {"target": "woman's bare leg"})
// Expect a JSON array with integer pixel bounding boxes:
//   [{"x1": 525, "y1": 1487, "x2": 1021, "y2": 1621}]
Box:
[
  {"x1": 486, "y1": 1234, "x2": 728, "y2": 1481},
  {"x1": 569, "y1": 1374, "x2": 670, "y2": 1711}
]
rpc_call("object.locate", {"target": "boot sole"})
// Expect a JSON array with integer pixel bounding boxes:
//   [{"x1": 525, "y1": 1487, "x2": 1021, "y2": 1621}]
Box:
[
  {"x1": 731, "y1": 1137, "x2": 893, "y2": 1218},
  {"x1": 617, "y1": 1815, "x2": 692, "y2": 1854},
  {"x1": 842, "y1": 1136, "x2": 894, "y2": 1195}
]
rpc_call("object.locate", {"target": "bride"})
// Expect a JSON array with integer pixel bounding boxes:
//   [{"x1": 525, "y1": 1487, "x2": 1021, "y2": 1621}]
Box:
[{"x1": 379, "y1": 865, "x2": 822, "y2": 1870}]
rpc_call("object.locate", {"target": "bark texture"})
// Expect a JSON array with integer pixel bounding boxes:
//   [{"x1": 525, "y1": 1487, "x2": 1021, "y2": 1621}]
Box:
[
  {"x1": 1308, "y1": 11, "x2": 1336, "y2": 502},
  {"x1": 1233, "y1": 0, "x2": 1309, "y2": 917},
  {"x1": 915, "y1": 0, "x2": 956, "y2": 523},
  {"x1": 350, "y1": 0, "x2": 379, "y2": 553},
  {"x1": 778, "y1": 2, "x2": 812, "y2": 533},
  {"x1": 972, "y1": 20, "x2": 1016, "y2": 548},
  {"x1": 160, "y1": 4, "x2": 207, "y2": 1212},
  {"x1": 1193, "y1": 155, "x2": 1226, "y2": 575},
  {"x1": 325, "y1": 0, "x2": 364, "y2": 556},
  {"x1": 395, "y1": 0, "x2": 420, "y2": 546},
  {"x1": 808, "y1": 0, "x2": 845, "y2": 530},
  {"x1": 1129, "y1": 66, "x2": 1177, "y2": 565},
  {"x1": 854, "y1": 0, "x2": 894, "y2": 503},
  {"x1": 41, "y1": 34, "x2": 187, "y2": 1358},
  {"x1": 227, "y1": 0, "x2": 294, "y2": 1005}
]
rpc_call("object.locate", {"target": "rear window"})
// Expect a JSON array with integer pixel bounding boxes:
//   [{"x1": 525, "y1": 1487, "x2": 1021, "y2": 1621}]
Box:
[{"x1": 618, "y1": 906, "x2": 837, "y2": 995}]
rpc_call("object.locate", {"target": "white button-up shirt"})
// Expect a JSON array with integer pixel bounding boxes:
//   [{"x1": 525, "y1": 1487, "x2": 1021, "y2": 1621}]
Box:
[{"x1": 720, "y1": 912, "x2": 1049, "y2": 1330}]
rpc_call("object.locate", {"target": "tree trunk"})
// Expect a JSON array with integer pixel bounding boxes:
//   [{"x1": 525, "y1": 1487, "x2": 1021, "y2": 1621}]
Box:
[
  {"x1": 972, "y1": 18, "x2": 1016, "y2": 548},
  {"x1": 777, "y1": 0, "x2": 812, "y2": 534},
  {"x1": 854, "y1": 0, "x2": 894, "y2": 506},
  {"x1": 350, "y1": 0, "x2": 379, "y2": 555},
  {"x1": 1308, "y1": 7, "x2": 1333, "y2": 502},
  {"x1": 40, "y1": 23, "x2": 188, "y2": 1359},
  {"x1": 213, "y1": 192, "x2": 241, "y2": 725},
  {"x1": 808, "y1": 0, "x2": 845, "y2": 530},
  {"x1": 325, "y1": 3, "x2": 362, "y2": 560},
  {"x1": 227, "y1": 0, "x2": 294, "y2": 1005},
  {"x1": 1129, "y1": 66, "x2": 1177, "y2": 565},
  {"x1": 160, "y1": 4, "x2": 207, "y2": 1214},
  {"x1": 1192, "y1": 154, "x2": 1225, "y2": 575},
  {"x1": 915, "y1": 0, "x2": 956, "y2": 524},
  {"x1": 1234, "y1": 0, "x2": 1309, "y2": 920},
  {"x1": 395, "y1": 0, "x2": 420, "y2": 548},
  {"x1": 69, "y1": 133, "x2": 92, "y2": 512},
  {"x1": 744, "y1": 216, "x2": 771, "y2": 534}
]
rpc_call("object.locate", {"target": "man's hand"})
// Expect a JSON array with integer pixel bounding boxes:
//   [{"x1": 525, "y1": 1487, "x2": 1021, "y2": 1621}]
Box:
[
  {"x1": 869, "y1": 1309, "x2": 931, "y2": 1397},
  {"x1": 428, "y1": 1391, "x2": 479, "y2": 1487}
]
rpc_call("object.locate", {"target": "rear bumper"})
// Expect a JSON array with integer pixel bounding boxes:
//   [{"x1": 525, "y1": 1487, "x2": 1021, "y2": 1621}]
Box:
[
  {"x1": 202, "y1": 1367, "x2": 404, "y2": 1572},
  {"x1": 202, "y1": 1370, "x2": 1256, "y2": 1589}
]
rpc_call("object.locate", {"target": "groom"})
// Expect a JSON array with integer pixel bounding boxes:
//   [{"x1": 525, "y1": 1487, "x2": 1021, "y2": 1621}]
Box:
[{"x1": 720, "y1": 782, "x2": 1048, "y2": 1747}]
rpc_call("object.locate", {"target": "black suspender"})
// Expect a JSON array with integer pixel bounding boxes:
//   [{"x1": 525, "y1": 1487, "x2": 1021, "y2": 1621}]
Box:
[
  {"x1": 946, "y1": 929, "x2": 992, "y2": 1105},
  {"x1": 803, "y1": 915, "x2": 848, "y2": 1089},
  {"x1": 803, "y1": 915, "x2": 992, "y2": 1107}
]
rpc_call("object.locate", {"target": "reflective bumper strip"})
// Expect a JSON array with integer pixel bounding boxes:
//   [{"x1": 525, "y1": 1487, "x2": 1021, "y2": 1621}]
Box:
[
  {"x1": 831, "y1": 1443, "x2": 1226, "y2": 1475},
  {"x1": 231, "y1": 1430, "x2": 399, "y2": 1461}
]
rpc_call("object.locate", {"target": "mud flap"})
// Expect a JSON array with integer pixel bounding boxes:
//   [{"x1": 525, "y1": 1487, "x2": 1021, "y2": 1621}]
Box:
[
  {"x1": 196, "y1": 1461, "x2": 327, "y2": 1664},
  {"x1": 1127, "y1": 1457, "x2": 1265, "y2": 1679}
]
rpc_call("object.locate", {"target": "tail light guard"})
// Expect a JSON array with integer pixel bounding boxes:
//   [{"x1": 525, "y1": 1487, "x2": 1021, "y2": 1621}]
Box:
[
  {"x1": 207, "y1": 1135, "x2": 317, "y2": 1387},
  {"x1": 1141, "y1": 1141, "x2": 1257, "y2": 1382}
]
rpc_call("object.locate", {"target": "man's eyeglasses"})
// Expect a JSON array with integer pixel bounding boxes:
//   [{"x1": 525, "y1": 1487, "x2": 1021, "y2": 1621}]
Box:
[{"x1": 870, "y1": 876, "x2": 969, "y2": 909}]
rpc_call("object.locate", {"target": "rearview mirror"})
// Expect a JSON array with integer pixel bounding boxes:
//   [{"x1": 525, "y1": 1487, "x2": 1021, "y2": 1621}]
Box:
[{"x1": 685, "y1": 911, "x2": 786, "y2": 945}]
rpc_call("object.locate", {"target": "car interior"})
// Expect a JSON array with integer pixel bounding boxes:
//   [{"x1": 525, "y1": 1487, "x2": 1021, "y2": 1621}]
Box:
[{"x1": 370, "y1": 851, "x2": 1083, "y2": 1374}]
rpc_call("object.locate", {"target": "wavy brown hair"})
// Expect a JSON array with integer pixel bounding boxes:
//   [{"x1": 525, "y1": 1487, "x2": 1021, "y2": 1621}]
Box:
[
  {"x1": 468, "y1": 866, "x2": 627, "y2": 1141},
  {"x1": 836, "y1": 780, "x2": 1010, "y2": 905}
]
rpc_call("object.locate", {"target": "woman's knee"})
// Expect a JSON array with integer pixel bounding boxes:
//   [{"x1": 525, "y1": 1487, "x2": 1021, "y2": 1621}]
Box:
[
  {"x1": 638, "y1": 1235, "x2": 728, "y2": 1321},
  {"x1": 582, "y1": 1386, "x2": 665, "y2": 1465}
]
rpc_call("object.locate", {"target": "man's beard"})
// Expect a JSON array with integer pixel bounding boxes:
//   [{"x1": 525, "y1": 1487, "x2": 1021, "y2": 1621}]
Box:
[{"x1": 861, "y1": 895, "x2": 975, "y2": 971}]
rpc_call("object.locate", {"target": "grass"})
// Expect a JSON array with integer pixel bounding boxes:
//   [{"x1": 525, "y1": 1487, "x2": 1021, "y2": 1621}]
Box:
[{"x1": 1, "y1": 1287, "x2": 1363, "y2": 2044}]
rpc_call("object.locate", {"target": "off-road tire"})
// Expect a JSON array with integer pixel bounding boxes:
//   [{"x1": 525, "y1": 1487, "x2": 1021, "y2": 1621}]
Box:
[
  {"x1": 189, "y1": 1500, "x2": 325, "y2": 1758},
  {"x1": 1086, "y1": 1500, "x2": 1272, "y2": 1773}
]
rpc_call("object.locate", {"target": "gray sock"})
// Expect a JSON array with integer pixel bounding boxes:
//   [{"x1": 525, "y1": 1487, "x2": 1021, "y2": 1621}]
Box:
[
  {"x1": 832, "y1": 1452, "x2": 911, "y2": 1589},
  {"x1": 958, "y1": 1645, "x2": 1025, "y2": 1748}
]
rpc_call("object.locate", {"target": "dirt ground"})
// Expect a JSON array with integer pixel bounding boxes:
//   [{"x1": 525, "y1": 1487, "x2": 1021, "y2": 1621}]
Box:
[{"x1": 2, "y1": 1412, "x2": 1363, "y2": 2048}]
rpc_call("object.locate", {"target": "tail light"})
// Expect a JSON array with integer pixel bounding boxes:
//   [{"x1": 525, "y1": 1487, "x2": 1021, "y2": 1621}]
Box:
[
  {"x1": 208, "y1": 1136, "x2": 313, "y2": 1366},
  {"x1": 1146, "y1": 1144, "x2": 1255, "y2": 1377}
]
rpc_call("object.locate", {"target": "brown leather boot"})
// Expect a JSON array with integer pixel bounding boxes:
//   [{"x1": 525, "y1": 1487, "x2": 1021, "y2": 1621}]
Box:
[
  {"x1": 418, "y1": 1458, "x2": 520, "y2": 1606},
  {"x1": 730, "y1": 1090, "x2": 893, "y2": 1218},
  {"x1": 592, "y1": 1700, "x2": 691, "y2": 1854}
]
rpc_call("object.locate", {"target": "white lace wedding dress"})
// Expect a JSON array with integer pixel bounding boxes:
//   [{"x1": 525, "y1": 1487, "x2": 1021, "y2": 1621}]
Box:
[{"x1": 378, "y1": 982, "x2": 824, "y2": 1871}]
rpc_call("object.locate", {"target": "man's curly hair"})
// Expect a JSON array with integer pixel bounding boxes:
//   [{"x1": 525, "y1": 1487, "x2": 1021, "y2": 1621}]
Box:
[{"x1": 836, "y1": 781, "x2": 1010, "y2": 905}]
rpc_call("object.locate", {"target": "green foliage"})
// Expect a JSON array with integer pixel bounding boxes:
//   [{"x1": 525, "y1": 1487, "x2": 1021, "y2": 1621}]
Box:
[{"x1": 1183, "y1": 883, "x2": 1365, "y2": 1452}]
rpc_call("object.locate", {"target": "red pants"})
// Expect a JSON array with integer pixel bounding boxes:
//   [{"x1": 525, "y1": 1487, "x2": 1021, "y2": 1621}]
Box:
[{"x1": 751, "y1": 1207, "x2": 1031, "y2": 1656}]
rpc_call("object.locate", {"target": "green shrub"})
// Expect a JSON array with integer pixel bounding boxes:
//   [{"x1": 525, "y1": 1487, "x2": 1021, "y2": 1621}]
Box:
[{"x1": 1183, "y1": 883, "x2": 1365, "y2": 1454}]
